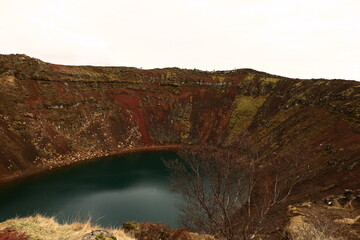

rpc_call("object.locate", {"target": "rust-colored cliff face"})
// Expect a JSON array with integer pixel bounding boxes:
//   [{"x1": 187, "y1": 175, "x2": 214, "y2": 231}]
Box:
[{"x1": 0, "y1": 54, "x2": 359, "y2": 198}]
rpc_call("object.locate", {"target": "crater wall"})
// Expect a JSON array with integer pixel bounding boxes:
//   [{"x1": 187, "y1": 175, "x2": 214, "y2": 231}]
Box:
[{"x1": 0, "y1": 54, "x2": 359, "y2": 199}]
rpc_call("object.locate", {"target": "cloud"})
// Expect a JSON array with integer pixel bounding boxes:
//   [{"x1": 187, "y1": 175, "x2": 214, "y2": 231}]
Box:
[{"x1": 0, "y1": 0, "x2": 359, "y2": 80}]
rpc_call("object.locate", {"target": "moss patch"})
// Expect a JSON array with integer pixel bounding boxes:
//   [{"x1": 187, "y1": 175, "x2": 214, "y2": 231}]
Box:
[
  {"x1": 227, "y1": 95, "x2": 266, "y2": 140},
  {"x1": 260, "y1": 77, "x2": 279, "y2": 84}
]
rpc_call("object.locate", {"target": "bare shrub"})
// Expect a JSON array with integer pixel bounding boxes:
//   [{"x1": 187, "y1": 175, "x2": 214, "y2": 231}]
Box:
[{"x1": 164, "y1": 139, "x2": 309, "y2": 240}]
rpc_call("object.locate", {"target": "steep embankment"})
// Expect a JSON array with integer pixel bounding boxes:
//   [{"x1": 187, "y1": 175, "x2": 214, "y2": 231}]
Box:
[{"x1": 0, "y1": 54, "x2": 359, "y2": 200}]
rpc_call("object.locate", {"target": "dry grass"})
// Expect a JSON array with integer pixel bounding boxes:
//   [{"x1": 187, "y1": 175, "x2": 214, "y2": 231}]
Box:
[
  {"x1": 0, "y1": 215, "x2": 134, "y2": 240},
  {"x1": 283, "y1": 190, "x2": 360, "y2": 240},
  {"x1": 186, "y1": 232, "x2": 216, "y2": 240},
  {"x1": 284, "y1": 204, "x2": 360, "y2": 239},
  {"x1": 335, "y1": 215, "x2": 360, "y2": 225},
  {"x1": 284, "y1": 215, "x2": 343, "y2": 240}
]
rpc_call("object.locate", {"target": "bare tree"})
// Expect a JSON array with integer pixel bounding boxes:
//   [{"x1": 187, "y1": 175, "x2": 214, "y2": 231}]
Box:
[
  {"x1": 164, "y1": 141, "x2": 309, "y2": 240},
  {"x1": 165, "y1": 147, "x2": 248, "y2": 239}
]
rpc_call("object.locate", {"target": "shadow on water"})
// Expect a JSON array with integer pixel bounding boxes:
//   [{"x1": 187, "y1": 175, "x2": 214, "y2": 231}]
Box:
[{"x1": 0, "y1": 151, "x2": 182, "y2": 228}]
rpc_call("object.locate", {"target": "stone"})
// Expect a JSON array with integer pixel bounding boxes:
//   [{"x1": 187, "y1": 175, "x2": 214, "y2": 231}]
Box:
[
  {"x1": 82, "y1": 230, "x2": 116, "y2": 240},
  {"x1": 23, "y1": 112, "x2": 34, "y2": 118}
]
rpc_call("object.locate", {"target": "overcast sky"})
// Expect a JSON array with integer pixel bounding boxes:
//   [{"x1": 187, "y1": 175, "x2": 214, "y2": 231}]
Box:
[{"x1": 0, "y1": 0, "x2": 359, "y2": 80}]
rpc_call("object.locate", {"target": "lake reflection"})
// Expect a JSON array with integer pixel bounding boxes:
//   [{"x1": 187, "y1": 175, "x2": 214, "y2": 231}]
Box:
[{"x1": 0, "y1": 151, "x2": 181, "y2": 228}]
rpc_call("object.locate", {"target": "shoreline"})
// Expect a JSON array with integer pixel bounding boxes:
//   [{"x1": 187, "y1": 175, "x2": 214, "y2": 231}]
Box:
[{"x1": 0, "y1": 144, "x2": 184, "y2": 185}]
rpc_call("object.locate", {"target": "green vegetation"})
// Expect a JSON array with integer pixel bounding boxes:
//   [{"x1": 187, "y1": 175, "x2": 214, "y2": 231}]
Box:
[
  {"x1": 340, "y1": 87, "x2": 355, "y2": 97},
  {"x1": 260, "y1": 77, "x2": 279, "y2": 84},
  {"x1": 122, "y1": 222, "x2": 138, "y2": 232},
  {"x1": 227, "y1": 95, "x2": 266, "y2": 140},
  {"x1": 211, "y1": 75, "x2": 226, "y2": 83},
  {"x1": 244, "y1": 73, "x2": 255, "y2": 81},
  {"x1": 95, "y1": 233, "x2": 116, "y2": 240}
]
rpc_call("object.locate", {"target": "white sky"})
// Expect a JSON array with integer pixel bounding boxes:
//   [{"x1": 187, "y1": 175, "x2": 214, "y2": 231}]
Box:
[{"x1": 0, "y1": 0, "x2": 359, "y2": 80}]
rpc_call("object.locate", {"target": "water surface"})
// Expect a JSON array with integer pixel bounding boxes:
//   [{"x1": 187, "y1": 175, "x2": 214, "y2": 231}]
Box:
[{"x1": 0, "y1": 151, "x2": 181, "y2": 228}]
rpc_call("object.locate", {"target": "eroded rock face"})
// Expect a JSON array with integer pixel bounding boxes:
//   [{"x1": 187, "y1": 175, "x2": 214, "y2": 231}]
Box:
[{"x1": 0, "y1": 54, "x2": 359, "y2": 198}]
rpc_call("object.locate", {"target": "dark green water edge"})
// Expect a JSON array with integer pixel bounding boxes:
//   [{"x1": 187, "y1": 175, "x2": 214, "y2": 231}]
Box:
[{"x1": 0, "y1": 151, "x2": 182, "y2": 228}]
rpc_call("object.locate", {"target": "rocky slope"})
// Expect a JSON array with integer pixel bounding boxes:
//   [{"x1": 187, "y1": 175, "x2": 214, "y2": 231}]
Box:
[
  {"x1": 283, "y1": 190, "x2": 360, "y2": 240},
  {"x1": 0, "y1": 53, "x2": 359, "y2": 196}
]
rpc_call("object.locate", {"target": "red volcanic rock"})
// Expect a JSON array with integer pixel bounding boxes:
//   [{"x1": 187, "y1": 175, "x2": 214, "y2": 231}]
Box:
[{"x1": 0, "y1": 54, "x2": 359, "y2": 202}]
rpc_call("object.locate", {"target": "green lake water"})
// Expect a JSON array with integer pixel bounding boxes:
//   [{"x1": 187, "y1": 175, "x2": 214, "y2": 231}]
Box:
[{"x1": 0, "y1": 151, "x2": 182, "y2": 228}]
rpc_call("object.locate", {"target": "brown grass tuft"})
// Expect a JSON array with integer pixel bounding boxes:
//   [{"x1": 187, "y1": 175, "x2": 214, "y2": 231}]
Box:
[
  {"x1": 284, "y1": 215, "x2": 343, "y2": 240},
  {"x1": 0, "y1": 215, "x2": 134, "y2": 240}
]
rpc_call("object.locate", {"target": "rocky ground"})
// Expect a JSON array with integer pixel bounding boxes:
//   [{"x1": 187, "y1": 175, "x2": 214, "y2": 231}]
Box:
[{"x1": 283, "y1": 190, "x2": 360, "y2": 240}]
